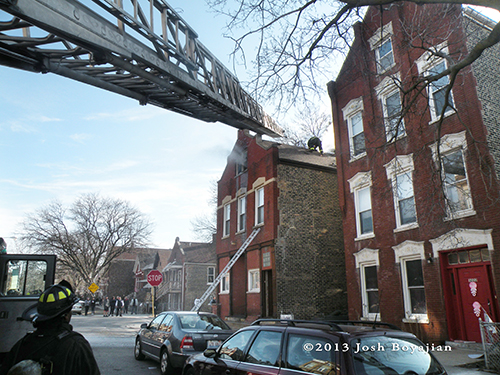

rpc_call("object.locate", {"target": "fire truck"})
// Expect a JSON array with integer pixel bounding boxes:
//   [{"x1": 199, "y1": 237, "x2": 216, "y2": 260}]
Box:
[{"x1": 0, "y1": 253, "x2": 57, "y2": 358}]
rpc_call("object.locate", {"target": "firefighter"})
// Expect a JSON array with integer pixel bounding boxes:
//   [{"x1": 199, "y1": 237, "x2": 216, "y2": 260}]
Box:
[
  {"x1": 307, "y1": 136, "x2": 323, "y2": 154},
  {"x1": 0, "y1": 282, "x2": 100, "y2": 375}
]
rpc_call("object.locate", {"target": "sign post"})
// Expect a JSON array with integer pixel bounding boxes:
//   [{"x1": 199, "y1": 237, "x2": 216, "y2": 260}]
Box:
[{"x1": 147, "y1": 270, "x2": 163, "y2": 317}]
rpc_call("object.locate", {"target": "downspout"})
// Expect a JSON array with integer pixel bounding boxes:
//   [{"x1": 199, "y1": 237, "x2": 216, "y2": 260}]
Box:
[{"x1": 182, "y1": 264, "x2": 186, "y2": 310}]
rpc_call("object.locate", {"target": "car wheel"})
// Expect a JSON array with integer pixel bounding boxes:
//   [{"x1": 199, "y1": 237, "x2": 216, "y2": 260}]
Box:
[
  {"x1": 160, "y1": 349, "x2": 173, "y2": 375},
  {"x1": 184, "y1": 366, "x2": 196, "y2": 375},
  {"x1": 134, "y1": 338, "x2": 145, "y2": 360}
]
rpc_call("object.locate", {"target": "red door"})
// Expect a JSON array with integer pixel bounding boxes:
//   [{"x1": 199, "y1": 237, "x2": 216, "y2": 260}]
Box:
[{"x1": 456, "y1": 265, "x2": 497, "y2": 342}]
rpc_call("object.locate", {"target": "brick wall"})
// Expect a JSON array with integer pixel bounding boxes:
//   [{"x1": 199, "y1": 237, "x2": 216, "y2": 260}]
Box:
[
  {"x1": 184, "y1": 263, "x2": 215, "y2": 312},
  {"x1": 275, "y1": 164, "x2": 347, "y2": 319}
]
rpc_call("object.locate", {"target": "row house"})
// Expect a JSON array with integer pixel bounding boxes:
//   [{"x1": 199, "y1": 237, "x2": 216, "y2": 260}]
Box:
[
  {"x1": 329, "y1": 4, "x2": 500, "y2": 343},
  {"x1": 156, "y1": 238, "x2": 216, "y2": 312},
  {"x1": 215, "y1": 130, "x2": 347, "y2": 322}
]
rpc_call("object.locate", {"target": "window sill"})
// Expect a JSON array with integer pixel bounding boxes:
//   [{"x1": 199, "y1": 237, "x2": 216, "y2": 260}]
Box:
[
  {"x1": 361, "y1": 315, "x2": 380, "y2": 322},
  {"x1": 428, "y1": 110, "x2": 455, "y2": 125},
  {"x1": 219, "y1": 291, "x2": 229, "y2": 295},
  {"x1": 355, "y1": 233, "x2": 375, "y2": 241},
  {"x1": 394, "y1": 222, "x2": 419, "y2": 233},
  {"x1": 444, "y1": 208, "x2": 476, "y2": 221},
  {"x1": 222, "y1": 235, "x2": 230, "y2": 240},
  {"x1": 247, "y1": 290, "x2": 260, "y2": 294},
  {"x1": 403, "y1": 316, "x2": 429, "y2": 324},
  {"x1": 349, "y1": 152, "x2": 367, "y2": 163},
  {"x1": 236, "y1": 230, "x2": 246, "y2": 235},
  {"x1": 253, "y1": 223, "x2": 264, "y2": 229}
]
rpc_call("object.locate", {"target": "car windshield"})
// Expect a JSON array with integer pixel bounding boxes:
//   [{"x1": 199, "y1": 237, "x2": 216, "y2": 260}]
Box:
[
  {"x1": 178, "y1": 314, "x2": 231, "y2": 331},
  {"x1": 351, "y1": 336, "x2": 446, "y2": 375}
]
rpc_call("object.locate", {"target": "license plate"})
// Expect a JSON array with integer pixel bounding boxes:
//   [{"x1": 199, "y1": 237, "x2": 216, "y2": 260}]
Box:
[{"x1": 207, "y1": 340, "x2": 222, "y2": 349}]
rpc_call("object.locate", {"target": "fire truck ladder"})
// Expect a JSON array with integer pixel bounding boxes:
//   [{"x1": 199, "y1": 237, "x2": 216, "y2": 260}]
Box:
[
  {"x1": 192, "y1": 227, "x2": 261, "y2": 312},
  {"x1": 0, "y1": 0, "x2": 282, "y2": 137}
]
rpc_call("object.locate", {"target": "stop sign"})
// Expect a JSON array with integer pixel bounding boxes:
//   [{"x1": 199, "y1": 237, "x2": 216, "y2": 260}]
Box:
[{"x1": 147, "y1": 270, "x2": 163, "y2": 286}]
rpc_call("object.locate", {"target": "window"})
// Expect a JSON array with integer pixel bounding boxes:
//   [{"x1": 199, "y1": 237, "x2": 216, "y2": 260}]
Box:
[
  {"x1": 244, "y1": 330, "x2": 282, "y2": 366},
  {"x1": 348, "y1": 172, "x2": 374, "y2": 239},
  {"x1": 358, "y1": 188, "x2": 373, "y2": 235},
  {"x1": 207, "y1": 267, "x2": 215, "y2": 284},
  {"x1": 416, "y1": 43, "x2": 455, "y2": 122},
  {"x1": 376, "y1": 38, "x2": 395, "y2": 72},
  {"x1": 368, "y1": 22, "x2": 395, "y2": 74},
  {"x1": 219, "y1": 330, "x2": 255, "y2": 361},
  {"x1": 375, "y1": 75, "x2": 405, "y2": 142},
  {"x1": 248, "y1": 269, "x2": 260, "y2": 293},
  {"x1": 354, "y1": 248, "x2": 380, "y2": 320},
  {"x1": 384, "y1": 154, "x2": 417, "y2": 230},
  {"x1": 159, "y1": 314, "x2": 173, "y2": 332},
  {"x1": 220, "y1": 272, "x2": 230, "y2": 294},
  {"x1": 429, "y1": 131, "x2": 474, "y2": 219},
  {"x1": 404, "y1": 259, "x2": 426, "y2": 314},
  {"x1": 223, "y1": 203, "x2": 230, "y2": 237},
  {"x1": 235, "y1": 147, "x2": 248, "y2": 175},
  {"x1": 362, "y1": 265, "x2": 379, "y2": 316},
  {"x1": 285, "y1": 334, "x2": 338, "y2": 374},
  {"x1": 428, "y1": 61, "x2": 454, "y2": 119},
  {"x1": 238, "y1": 196, "x2": 246, "y2": 232},
  {"x1": 442, "y1": 149, "x2": 471, "y2": 213},
  {"x1": 393, "y1": 240, "x2": 427, "y2": 322},
  {"x1": 255, "y1": 187, "x2": 264, "y2": 225},
  {"x1": 3, "y1": 260, "x2": 47, "y2": 296},
  {"x1": 342, "y1": 98, "x2": 365, "y2": 159}
]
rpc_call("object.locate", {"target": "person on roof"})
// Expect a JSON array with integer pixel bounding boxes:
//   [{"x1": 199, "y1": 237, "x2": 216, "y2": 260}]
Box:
[
  {"x1": 307, "y1": 136, "x2": 323, "y2": 154},
  {"x1": 0, "y1": 281, "x2": 100, "y2": 375}
]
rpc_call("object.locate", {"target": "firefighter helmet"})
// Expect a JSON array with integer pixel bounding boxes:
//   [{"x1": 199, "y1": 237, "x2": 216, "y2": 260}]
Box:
[{"x1": 34, "y1": 284, "x2": 79, "y2": 322}]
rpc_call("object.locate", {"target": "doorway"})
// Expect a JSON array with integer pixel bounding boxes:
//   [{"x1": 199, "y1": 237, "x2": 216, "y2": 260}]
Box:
[
  {"x1": 443, "y1": 248, "x2": 498, "y2": 342},
  {"x1": 261, "y1": 270, "x2": 274, "y2": 317}
]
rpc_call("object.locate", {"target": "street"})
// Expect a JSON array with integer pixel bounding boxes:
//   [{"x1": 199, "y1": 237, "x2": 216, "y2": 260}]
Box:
[{"x1": 71, "y1": 313, "x2": 165, "y2": 374}]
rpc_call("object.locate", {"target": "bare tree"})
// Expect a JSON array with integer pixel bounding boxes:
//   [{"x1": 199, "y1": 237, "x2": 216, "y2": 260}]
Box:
[
  {"x1": 190, "y1": 179, "x2": 218, "y2": 242},
  {"x1": 20, "y1": 193, "x2": 152, "y2": 286},
  {"x1": 280, "y1": 103, "x2": 332, "y2": 148},
  {"x1": 207, "y1": 0, "x2": 500, "y2": 111}
]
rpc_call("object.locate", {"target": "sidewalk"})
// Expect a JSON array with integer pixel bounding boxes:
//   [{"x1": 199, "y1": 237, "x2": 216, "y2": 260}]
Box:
[{"x1": 432, "y1": 343, "x2": 493, "y2": 374}]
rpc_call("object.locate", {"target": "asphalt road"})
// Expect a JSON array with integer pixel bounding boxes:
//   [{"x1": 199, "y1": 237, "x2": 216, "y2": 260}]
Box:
[{"x1": 71, "y1": 312, "x2": 166, "y2": 374}]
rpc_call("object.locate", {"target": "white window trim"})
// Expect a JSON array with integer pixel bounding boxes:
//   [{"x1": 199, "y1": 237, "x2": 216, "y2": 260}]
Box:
[
  {"x1": 219, "y1": 272, "x2": 230, "y2": 294},
  {"x1": 416, "y1": 43, "x2": 455, "y2": 124},
  {"x1": 342, "y1": 97, "x2": 366, "y2": 160},
  {"x1": 393, "y1": 241, "x2": 428, "y2": 323},
  {"x1": 247, "y1": 269, "x2": 260, "y2": 293},
  {"x1": 348, "y1": 172, "x2": 374, "y2": 240},
  {"x1": 375, "y1": 74, "x2": 405, "y2": 142},
  {"x1": 223, "y1": 203, "x2": 231, "y2": 238},
  {"x1": 429, "y1": 131, "x2": 475, "y2": 220},
  {"x1": 237, "y1": 195, "x2": 246, "y2": 233},
  {"x1": 368, "y1": 22, "x2": 395, "y2": 74},
  {"x1": 354, "y1": 248, "x2": 380, "y2": 321},
  {"x1": 384, "y1": 154, "x2": 419, "y2": 231},
  {"x1": 255, "y1": 186, "x2": 265, "y2": 226}
]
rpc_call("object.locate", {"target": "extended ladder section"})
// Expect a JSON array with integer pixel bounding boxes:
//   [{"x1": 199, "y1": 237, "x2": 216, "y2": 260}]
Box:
[
  {"x1": 192, "y1": 227, "x2": 261, "y2": 312},
  {"x1": 0, "y1": 0, "x2": 282, "y2": 137}
]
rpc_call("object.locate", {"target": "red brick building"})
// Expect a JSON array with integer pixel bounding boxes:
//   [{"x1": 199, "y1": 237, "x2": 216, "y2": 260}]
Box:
[
  {"x1": 329, "y1": 4, "x2": 500, "y2": 343},
  {"x1": 216, "y1": 130, "x2": 346, "y2": 322}
]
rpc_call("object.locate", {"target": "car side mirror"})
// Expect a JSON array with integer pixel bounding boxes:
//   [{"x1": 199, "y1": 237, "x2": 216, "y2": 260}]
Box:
[
  {"x1": 141, "y1": 323, "x2": 148, "y2": 329},
  {"x1": 203, "y1": 349, "x2": 217, "y2": 358}
]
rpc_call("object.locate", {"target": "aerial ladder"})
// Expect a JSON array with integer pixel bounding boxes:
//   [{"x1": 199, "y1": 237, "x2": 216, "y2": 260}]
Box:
[
  {"x1": 0, "y1": 0, "x2": 282, "y2": 137},
  {"x1": 191, "y1": 227, "x2": 260, "y2": 312}
]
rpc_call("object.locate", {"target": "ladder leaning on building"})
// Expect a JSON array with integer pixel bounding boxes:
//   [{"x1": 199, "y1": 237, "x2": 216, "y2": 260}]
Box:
[{"x1": 191, "y1": 228, "x2": 261, "y2": 312}]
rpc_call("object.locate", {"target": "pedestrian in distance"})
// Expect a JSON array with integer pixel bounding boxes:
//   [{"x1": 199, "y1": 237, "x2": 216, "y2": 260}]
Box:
[
  {"x1": 84, "y1": 297, "x2": 90, "y2": 316},
  {"x1": 0, "y1": 281, "x2": 101, "y2": 375},
  {"x1": 124, "y1": 297, "x2": 130, "y2": 314},
  {"x1": 110, "y1": 296, "x2": 116, "y2": 317},
  {"x1": 115, "y1": 296, "x2": 123, "y2": 317},
  {"x1": 103, "y1": 296, "x2": 110, "y2": 317},
  {"x1": 90, "y1": 298, "x2": 96, "y2": 315},
  {"x1": 307, "y1": 136, "x2": 323, "y2": 154},
  {"x1": 130, "y1": 296, "x2": 139, "y2": 314}
]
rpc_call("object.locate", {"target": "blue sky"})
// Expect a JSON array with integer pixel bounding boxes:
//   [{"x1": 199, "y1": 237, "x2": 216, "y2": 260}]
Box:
[{"x1": 0, "y1": 2, "x2": 497, "y2": 251}]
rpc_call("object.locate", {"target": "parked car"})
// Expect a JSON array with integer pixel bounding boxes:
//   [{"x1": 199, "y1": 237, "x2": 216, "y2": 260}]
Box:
[
  {"x1": 71, "y1": 301, "x2": 83, "y2": 315},
  {"x1": 134, "y1": 311, "x2": 233, "y2": 375},
  {"x1": 183, "y1": 319, "x2": 448, "y2": 375}
]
